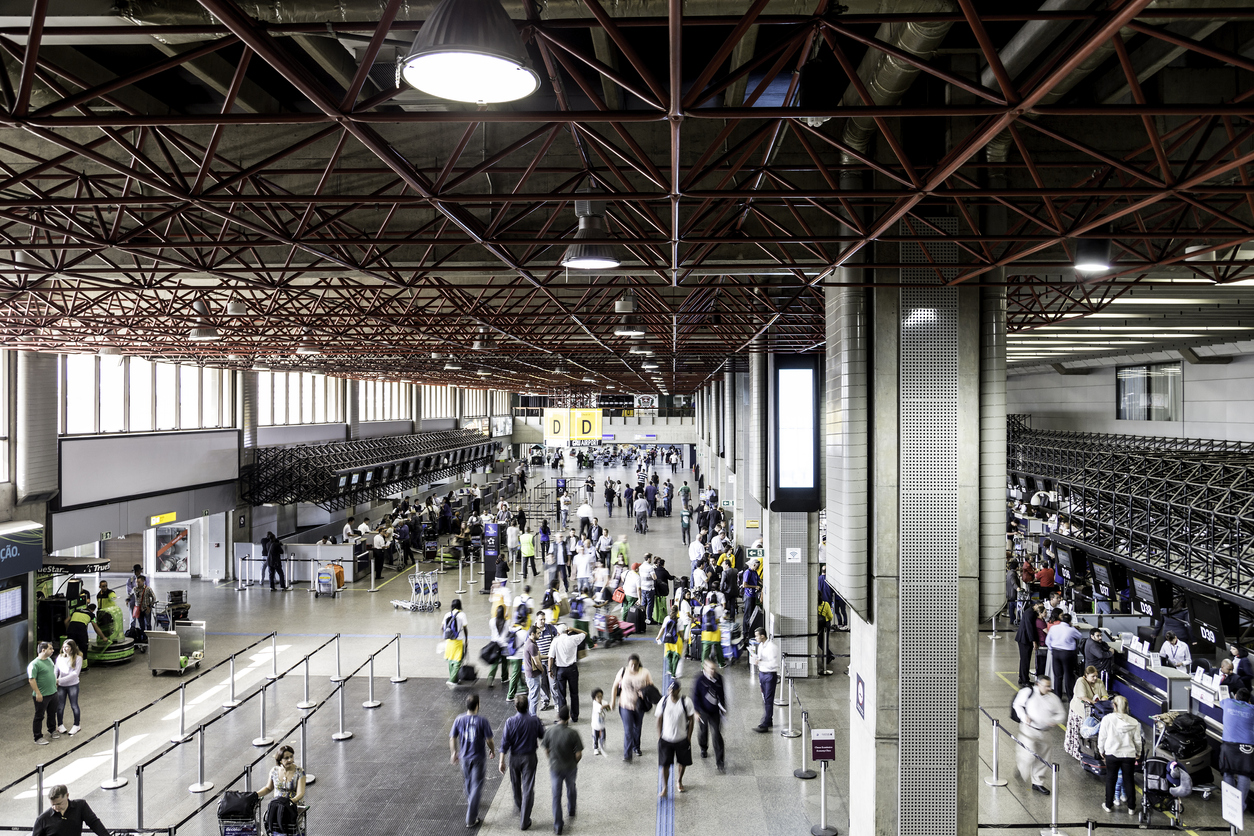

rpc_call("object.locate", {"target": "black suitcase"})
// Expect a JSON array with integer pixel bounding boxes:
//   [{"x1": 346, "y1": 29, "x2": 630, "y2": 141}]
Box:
[
  {"x1": 627, "y1": 605, "x2": 646, "y2": 635},
  {"x1": 1080, "y1": 753, "x2": 1106, "y2": 777},
  {"x1": 457, "y1": 663, "x2": 478, "y2": 684},
  {"x1": 217, "y1": 790, "x2": 259, "y2": 819},
  {"x1": 1160, "y1": 729, "x2": 1208, "y2": 759}
]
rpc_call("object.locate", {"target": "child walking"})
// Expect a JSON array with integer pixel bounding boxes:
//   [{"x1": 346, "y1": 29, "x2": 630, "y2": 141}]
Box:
[{"x1": 590, "y1": 688, "x2": 608, "y2": 755}]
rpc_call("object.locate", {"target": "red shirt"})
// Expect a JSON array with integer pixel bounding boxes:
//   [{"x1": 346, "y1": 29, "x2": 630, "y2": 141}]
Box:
[
  {"x1": 1020, "y1": 563, "x2": 1035, "y2": 584},
  {"x1": 1035, "y1": 567, "x2": 1055, "y2": 588}
]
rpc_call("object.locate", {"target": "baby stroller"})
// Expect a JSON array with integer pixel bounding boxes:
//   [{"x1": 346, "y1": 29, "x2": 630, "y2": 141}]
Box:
[{"x1": 1141, "y1": 757, "x2": 1192, "y2": 826}]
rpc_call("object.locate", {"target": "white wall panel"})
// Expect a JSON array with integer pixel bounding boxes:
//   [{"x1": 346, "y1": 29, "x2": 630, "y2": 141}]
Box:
[
  {"x1": 1008, "y1": 353, "x2": 1254, "y2": 441},
  {"x1": 60, "y1": 429, "x2": 239, "y2": 508}
]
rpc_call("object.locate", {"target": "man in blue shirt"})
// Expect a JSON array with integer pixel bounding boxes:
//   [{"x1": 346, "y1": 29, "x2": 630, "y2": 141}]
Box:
[
  {"x1": 741, "y1": 558, "x2": 762, "y2": 638},
  {"x1": 450, "y1": 694, "x2": 496, "y2": 828},
  {"x1": 498, "y1": 694, "x2": 546, "y2": 830}
]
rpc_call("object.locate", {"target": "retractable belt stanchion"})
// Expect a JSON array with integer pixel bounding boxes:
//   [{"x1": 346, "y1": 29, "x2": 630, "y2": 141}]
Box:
[
  {"x1": 35, "y1": 764, "x2": 43, "y2": 818},
  {"x1": 172, "y1": 683, "x2": 192, "y2": 743},
  {"x1": 391, "y1": 633, "x2": 407, "y2": 684},
  {"x1": 189, "y1": 724, "x2": 214, "y2": 793},
  {"x1": 253, "y1": 682, "x2": 273, "y2": 747},
  {"x1": 297, "y1": 655, "x2": 316, "y2": 709},
  {"x1": 300, "y1": 716, "x2": 316, "y2": 786},
  {"x1": 135, "y1": 765, "x2": 144, "y2": 829},
  {"x1": 775, "y1": 672, "x2": 789, "y2": 707},
  {"x1": 990, "y1": 611, "x2": 1002, "y2": 640},
  {"x1": 794, "y1": 710, "x2": 816, "y2": 779},
  {"x1": 268, "y1": 633, "x2": 279, "y2": 679},
  {"x1": 223, "y1": 653, "x2": 241, "y2": 708},
  {"x1": 456, "y1": 556, "x2": 467, "y2": 595},
  {"x1": 1045, "y1": 761, "x2": 1063, "y2": 836},
  {"x1": 101, "y1": 720, "x2": 128, "y2": 789},
  {"x1": 332, "y1": 681, "x2": 353, "y2": 740},
  {"x1": 362, "y1": 653, "x2": 381, "y2": 709},
  {"x1": 332, "y1": 634, "x2": 344, "y2": 682},
  {"x1": 781, "y1": 679, "x2": 800, "y2": 738},
  {"x1": 810, "y1": 760, "x2": 837, "y2": 836},
  {"x1": 985, "y1": 717, "x2": 1008, "y2": 787}
]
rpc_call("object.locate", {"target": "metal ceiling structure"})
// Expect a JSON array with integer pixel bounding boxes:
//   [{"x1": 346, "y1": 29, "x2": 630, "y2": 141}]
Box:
[{"x1": 0, "y1": 0, "x2": 1252, "y2": 390}]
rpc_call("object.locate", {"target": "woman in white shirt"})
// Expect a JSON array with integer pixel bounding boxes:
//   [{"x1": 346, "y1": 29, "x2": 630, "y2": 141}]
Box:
[
  {"x1": 485, "y1": 605, "x2": 511, "y2": 688},
  {"x1": 55, "y1": 639, "x2": 83, "y2": 735},
  {"x1": 592, "y1": 561, "x2": 610, "y2": 603},
  {"x1": 622, "y1": 564, "x2": 642, "y2": 619}
]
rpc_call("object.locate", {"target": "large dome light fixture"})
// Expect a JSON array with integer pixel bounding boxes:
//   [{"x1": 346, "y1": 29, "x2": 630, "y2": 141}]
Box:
[
  {"x1": 614, "y1": 316, "x2": 646, "y2": 338},
  {"x1": 1073, "y1": 229, "x2": 1112, "y2": 274},
  {"x1": 560, "y1": 189, "x2": 620, "y2": 270},
  {"x1": 188, "y1": 298, "x2": 221, "y2": 342},
  {"x1": 400, "y1": 0, "x2": 540, "y2": 104}
]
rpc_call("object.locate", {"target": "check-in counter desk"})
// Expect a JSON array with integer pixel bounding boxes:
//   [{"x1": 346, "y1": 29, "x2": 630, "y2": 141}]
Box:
[{"x1": 1105, "y1": 642, "x2": 1225, "y2": 756}]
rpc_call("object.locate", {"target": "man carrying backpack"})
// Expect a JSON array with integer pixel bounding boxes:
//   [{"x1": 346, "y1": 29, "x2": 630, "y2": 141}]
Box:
[
  {"x1": 700, "y1": 595, "x2": 725, "y2": 665},
  {"x1": 693, "y1": 659, "x2": 727, "y2": 773},
  {"x1": 1012, "y1": 677, "x2": 1066, "y2": 795},
  {"x1": 442, "y1": 599, "x2": 470, "y2": 687},
  {"x1": 655, "y1": 605, "x2": 684, "y2": 680}
]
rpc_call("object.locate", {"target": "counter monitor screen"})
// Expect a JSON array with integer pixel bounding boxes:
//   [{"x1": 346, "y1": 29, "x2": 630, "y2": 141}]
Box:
[
  {"x1": 337, "y1": 475, "x2": 348, "y2": 491},
  {"x1": 1055, "y1": 546, "x2": 1072, "y2": 570},
  {"x1": 1091, "y1": 561, "x2": 1111, "y2": 587},
  {"x1": 1132, "y1": 575, "x2": 1157, "y2": 606},
  {"x1": 350, "y1": 473, "x2": 360, "y2": 487},
  {"x1": 1187, "y1": 592, "x2": 1229, "y2": 650}
]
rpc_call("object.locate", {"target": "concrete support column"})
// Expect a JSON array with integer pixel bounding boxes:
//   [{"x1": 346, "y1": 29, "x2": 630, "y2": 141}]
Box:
[
  {"x1": 980, "y1": 167, "x2": 1009, "y2": 620},
  {"x1": 845, "y1": 226, "x2": 980, "y2": 836},
  {"x1": 412, "y1": 382, "x2": 425, "y2": 434}
]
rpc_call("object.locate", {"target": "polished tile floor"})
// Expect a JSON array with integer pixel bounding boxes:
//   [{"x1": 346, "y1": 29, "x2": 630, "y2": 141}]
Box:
[{"x1": 0, "y1": 461, "x2": 1239, "y2": 834}]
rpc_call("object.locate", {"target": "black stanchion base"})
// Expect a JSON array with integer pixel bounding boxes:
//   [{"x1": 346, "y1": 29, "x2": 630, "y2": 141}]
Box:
[
  {"x1": 811, "y1": 826, "x2": 838, "y2": 836},
  {"x1": 794, "y1": 768, "x2": 817, "y2": 779}
]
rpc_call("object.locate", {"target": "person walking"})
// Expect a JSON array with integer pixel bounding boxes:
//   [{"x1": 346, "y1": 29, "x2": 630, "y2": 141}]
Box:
[
  {"x1": 523, "y1": 625, "x2": 549, "y2": 715},
  {"x1": 27, "y1": 642, "x2": 58, "y2": 745},
  {"x1": 633, "y1": 494, "x2": 650, "y2": 534},
  {"x1": 752, "y1": 628, "x2": 779, "y2": 733},
  {"x1": 262, "y1": 531, "x2": 287, "y2": 590},
  {"x1": 656, "y1": 679, "x2": 695, "y2": 797},
  {"x1": 741, "y1": 559, "x2": 762, "y2": 640},
  {"x1": 54, "y1": 640, "x2": 83, "y2": 736},
  {"x1": 603, "y1": 482, "x2": 615, "y2": 519},
  {"x1": 610, "y1": 654, "x2": 655, "y2": 762},
  {"x1": 693, "y1": 658, "x2": 726, "y2": 772},
  {"x1": 639, "y1": 557, "x2": 657, "y2": 625},
  {"x1": 656, "y1": 605, "x2": 685, "y2": 681},
  {"x1": 621, "y1": 563, "x2": 641, "y2": 621},
  {"x1": 1098, "y1": 695, "x2": 1142, "y2": 814},
  {"x1": 450, "y1": 694, "x2": 496, "y2": 828},
  {"x1": 31, "y1": 785, "x2": 110, "y2": 836},
  {"x1": 442, "y1": 599, "x2": 470, "y2": 686},
  {"x1": 498, "y1": 694, "x2": 545, "y2": 831},
  {"x1": 1220, "y1": 687, "x2": 1254, "y2": 812},
  {"x1": 548, "y1": 623, "x2": 586, "y2": 723},
  {"x1": 543, "y1": 706, "x2": 583, "y2": 835},
  {"x1": 1012, "y1": 677, "x2": 1067, "y2": 795},
  {"x1": 133, "y1": 575, "x2": 156, "y2": 633},
  {"x1": 520, "y1": 526, "x2": 538, "y2": 579},
  {"x1": 485, "y1": 605, "x2": 511, "y2": 689}
]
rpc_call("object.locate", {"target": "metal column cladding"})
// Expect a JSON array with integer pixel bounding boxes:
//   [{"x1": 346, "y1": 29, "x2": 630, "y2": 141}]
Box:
[
  {"x1": 826, "y1": 286, "x2": 869, "y2": 617},
  {"x1": 723, "y1": 364, "x2": 736, "y2": 470},
  {"x1": 346, "y1": 379, "x2": 361, "y2": 440},
  {"x1": 748, "y1": 349, "x2": 767, "y2": 506},
  {"x1": 17, "y1": 352, "x2": 58, "y2": 504},
  {"x1": 898, "y1": 218, "x2": 959, "y2": 834},
  {"x1": 239, "y1": 369, "x2": 259, "y2": 450},
  {"x1": 779, "y1": 511, "x2": 809, "y2": 676}
]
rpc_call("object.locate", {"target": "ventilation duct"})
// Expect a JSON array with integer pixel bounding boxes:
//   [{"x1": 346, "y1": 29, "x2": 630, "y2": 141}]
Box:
[{"x1": 17, "y1": 352, "x2": 59, "y2": 504}]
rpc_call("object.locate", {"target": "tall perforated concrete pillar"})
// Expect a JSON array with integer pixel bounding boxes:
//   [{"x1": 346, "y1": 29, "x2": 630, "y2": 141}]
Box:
[{"x1": 829, "y1": 223, "x2": 980, "y2": 836}]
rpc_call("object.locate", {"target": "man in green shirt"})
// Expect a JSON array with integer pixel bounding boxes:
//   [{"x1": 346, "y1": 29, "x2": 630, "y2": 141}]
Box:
[
  {"x1": 543, "y1": 705, "x2": 583, "y2": 835},
  {"x1": 519, "y1": 526, "x2": 538, "y2": 578},
  {"x1": 611, "y1": 535, "x2": 630, "y2": 568},
  {"x1": 27, "y1": 642, "x2": 58, "y2": 745},
  {"x1": 678, "y1": 481, "x2": 692, "y2": 508}
]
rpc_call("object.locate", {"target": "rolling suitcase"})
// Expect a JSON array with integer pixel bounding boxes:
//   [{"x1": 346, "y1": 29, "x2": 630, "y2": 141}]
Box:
[
  {"x1": 1080, "y1": 753, "x2": 1106, "y2": 777},
  {"x1": 330, "y1": 563, "x2": 345, "y2": 589},
  {"x1": 627, "y1": 604, "x2": 646, "y2": 635}
]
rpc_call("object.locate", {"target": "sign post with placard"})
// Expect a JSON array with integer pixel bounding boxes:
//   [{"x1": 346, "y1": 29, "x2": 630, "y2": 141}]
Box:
[
  {"x1": 1222, "y1": 780, "x2": 1243, "y2": 830},
  {"x1": 810, "y1": 728, "x2": 838, "y2": 836}
]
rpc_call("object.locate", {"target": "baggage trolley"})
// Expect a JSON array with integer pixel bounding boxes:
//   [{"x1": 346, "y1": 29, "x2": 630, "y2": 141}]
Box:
[
  {"x1": 313, "y1": 565, "x2": 338, "y2": 599},
  {"x1": 594, "y1": 610, "x2": 623, "y2": 648},
  {"x1": 219, "y1": 805, "x2": 259, "y2": 836}
]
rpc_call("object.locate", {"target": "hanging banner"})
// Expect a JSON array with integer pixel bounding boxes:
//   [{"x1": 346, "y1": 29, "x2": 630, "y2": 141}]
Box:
[
  {"x1": 569, "y1": 409, "x2": 602, "y2": 440},
  {"x1": 544, "y1": 409, "x2": 569, "y2": 444}
]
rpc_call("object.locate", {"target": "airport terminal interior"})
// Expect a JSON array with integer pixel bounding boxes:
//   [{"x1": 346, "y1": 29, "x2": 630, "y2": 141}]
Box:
[{"x1": 0, "y1": 1, "x2": 1253, "y2": 834}]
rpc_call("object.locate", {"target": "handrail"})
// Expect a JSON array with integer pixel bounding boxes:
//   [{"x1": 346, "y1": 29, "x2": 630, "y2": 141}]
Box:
[{"x1": 0, "y1": 631, "x2": 277, "y2": 797}]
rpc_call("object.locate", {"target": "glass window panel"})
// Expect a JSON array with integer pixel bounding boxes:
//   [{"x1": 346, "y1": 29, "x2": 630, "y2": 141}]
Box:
[
  {"x1": 155, "y1": 362, "x2": 177, "y2": 430},
  {"x1": 99, "y1": 357, "x2": 125, "y2": 433},
  {"x1": 65, "y1": 354, "x2": 96, "y2": 435},
  {"x1": 314, "y1": 375, "x2": 326, "y2": 423},
  {"x1": 129, "y1": 358, "x2": 153, "y2": 432},
  {"x1": 302, "y1": 373, "x2": 314, "y2": 423},
  {"x1": 288, "y1": 373, "x2": 300, "y2": 424},
  {"x1": 382, "y1": 382, "x2": 391, "y2": 419},
  {"x1": 273, "y1": 372, "x2": 287, "y2": 425},
  {"x1": 202, "y1": 368, "x2": 220, "y2": 428},
  {"x1": 257, "y1": 371, "x2": 272, "y2": 426},
  {"x1": 179, "y1": 365, "x2": 199, "y2": 429}
]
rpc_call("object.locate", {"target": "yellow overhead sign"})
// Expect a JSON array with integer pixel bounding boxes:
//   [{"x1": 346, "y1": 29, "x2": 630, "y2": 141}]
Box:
[
  {"x1": 569, "y1": 409, "x2": 602, "y2": 440},
  {"x1": 149, "y1": 512, "x2": 177, "y2": 527},
  {"x1": 544, "y1": 409, "x2": 568, "y2": 444}
]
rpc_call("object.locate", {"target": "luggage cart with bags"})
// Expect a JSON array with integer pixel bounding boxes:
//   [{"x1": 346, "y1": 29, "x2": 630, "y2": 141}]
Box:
[{"x1": 218, "y1": 790, "x2": 260, "y2": 836}]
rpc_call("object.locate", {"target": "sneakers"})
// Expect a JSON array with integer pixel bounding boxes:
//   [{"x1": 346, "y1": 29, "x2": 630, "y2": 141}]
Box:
[
  {"x1": 1102, "y1": 804, "x2": 1112, "y2": 812},
  {"x1": 49, "y1": 732, "x2": 61, "y2": 740},
  {"x1": 1128, "y1": 807, "x2": 1137, "y2": 816},
  {"x1": 68, "y1": 725, "x2": 80, "y2": 735},
  {"x1": 35, "y1": 738, "x2": 49, "y2": 746},
  {"x1": 56, "y1": 725, "x2": 66, "y2": 734}
]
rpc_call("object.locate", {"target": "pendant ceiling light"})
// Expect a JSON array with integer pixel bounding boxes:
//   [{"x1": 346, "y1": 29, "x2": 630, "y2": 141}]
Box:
[
  {"x1": 400, "y1": 0, "x2": 540, "y2": 104},
  {"x1": 472, "y1": 326, "x2": 496, "y2": 351},
  {"x1": 614, "y1": 316, "x2": 646, "y2": 338},
  {"x1": 1073, "y1": 228, "x2": 1113, "y2": 273},
  {"x1": 188, "y1": 298, "x2": 221, "y2": 342},
  {"x1": 251, "y1": 359, "x2": 270, "y2": 371},
  {"x1": 560, "y1": 189, "x2": 620, "y2": 270},
  {"x1": 444, "y1": 362, "x2": 463, "y2": 371}
]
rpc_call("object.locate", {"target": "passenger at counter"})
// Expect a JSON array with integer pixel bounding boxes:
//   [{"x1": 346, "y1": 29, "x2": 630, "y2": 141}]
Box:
[
  {"x1": 1230, "y1": 645, "x2": 1254, "y2": 692},
  {"x1": 1159, "y1": 631, "x2": 1192, "y2": 670},
  {"x1": 1015, "y1": 604, "x2": 1040, "y2": 686},
  {"x1": 1065, "y1": 666, "x2": 1109, "y2": 761},
  {"x1": 1045, "y1": 613, "x2": 1082, "y2": 701},
  {"x1": 1084, "y1": 629, "x2": 1115, "y2": 687},
  {"x1": 1220, "y1": 688, "x2": 1254, "y2": 811},
  {"x1": 1218, "y1": 659, "x2": 1240, "y2": 693}
]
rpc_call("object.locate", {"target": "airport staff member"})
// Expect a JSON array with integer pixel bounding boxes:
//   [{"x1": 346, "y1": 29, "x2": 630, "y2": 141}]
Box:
[{"x1": 1160, "y1": 631, "x2": 1192, "y2": 670}]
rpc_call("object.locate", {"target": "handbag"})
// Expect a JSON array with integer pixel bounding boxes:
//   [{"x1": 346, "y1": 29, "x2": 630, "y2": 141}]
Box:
[{"x1": 612, "y1": 588, "x2": 626, "y2": 603}]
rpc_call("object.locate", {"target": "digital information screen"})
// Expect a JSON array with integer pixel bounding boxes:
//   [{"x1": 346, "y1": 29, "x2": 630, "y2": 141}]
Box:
[
  {"x1": 777, "y1": 368, "x2": 815, "y2": 489},
  {"x1": 1130, "y1": 574, "x2": 1158, "y2": 617},
  {"x1": 1188, "y1": 593, "x2": 1226, "y2": 649},
  {"x1": 0, "y1": 585, "x2": 22, "y2": 623}
]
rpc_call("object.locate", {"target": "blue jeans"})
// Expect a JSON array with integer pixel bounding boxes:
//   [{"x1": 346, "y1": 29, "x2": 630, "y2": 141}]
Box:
[
  {"x1": 508, "y1": 753, "x2": 537, "y2": 828},
  {"x1": 758, "y1": 671, "x2": 778, "y2": 728},
  {"x1": 461, "y1": 758, "x2": 486, "y2": 825},
  {"x1": 1225, "y1": 772, "x2": 1251, "y2": 812},
  {"x1": 57, "y1": 684, "x2": 80, "y2": 727},
  {"x1": 620, "y1": 706, "x2": 643, "y2": 760},
  {"x1": 551, "y1": 768, "x2": 577, "y2": 829},
  {"x1": 525, "y1": 673, "x2": 545, "y2": 714}
]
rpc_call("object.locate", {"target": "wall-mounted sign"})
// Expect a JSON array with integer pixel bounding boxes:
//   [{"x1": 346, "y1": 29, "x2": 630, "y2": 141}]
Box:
[
  {"x1": 811, "y1": 728, "x2": 836, "y2": 761},
  {"x1": 483, "y1": 522, "x2": 500, "y2": 560},
  {"x1": 634, "y1": 434, "x2": 657, "y2": 440},
  {"x1": 635, "y1": 395, "x2": 658, "y2": 409},
  {"x1": 544, "y1": 409, "x2": 602, "y2": 443},
  {"x1": 202, "y1": 509, "x2": 210, "y2": 517},
  {"x1": 720, "y1": 499, "x2": 733, "y2": 508},
  {"x1": 745, "y1": 519, "x2": 759, "y2": 529},
  {"x1": 101, "y1": 532, "x2": 112, "y2": 541},
  {"x1": 855, "y1": 675, "x2": 866, "y2": 719},
  {"x1": 149, "y1": 512, "x2": 177, "y2": 527},
  {"x1": 601, "y1": 434, "x2": 615, "y2": 441},
  {"x1": 785, "y1": 547, "x2": 802, "y2": 564},
  {"x1": 0, "y1": 524, "x2": 44, "y2": 579},
  {"x1": 746, "y1": 547, "x2": 765, "y2": 561}
]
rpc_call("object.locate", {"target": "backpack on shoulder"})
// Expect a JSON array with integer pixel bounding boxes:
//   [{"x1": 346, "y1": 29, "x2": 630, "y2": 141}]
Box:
[{"x1": 443, "y1": 613, "x2": 459, "y2": 640}]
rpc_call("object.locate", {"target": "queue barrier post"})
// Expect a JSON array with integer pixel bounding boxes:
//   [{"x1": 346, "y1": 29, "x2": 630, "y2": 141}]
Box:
[
  {"x1": 268, "y1": 633, "x2": 279, "y2": 680},
  {"x1": 297, "y1": 655, "x2": 315, "y2": 709},
  {"x1": 101, "y1": 720, "x2": 129, "y2": 790},
  {"x1": 332, "y1": 681, "x2": 353, "y2": 741},
  {"x1": 136, "y1": 765, "x2": 144, "y2": 829},
  {"x1": 332, "y1": 634, "x2": 344, "y2": 682},
  {"x1": 456, "y1": 555, "x2": 467, "y2": 594},
  {"x1": 253, "y1": 682, "x2": 274, "y2": 747},
  {"x1": 189, "y1": 724, "x2": 214, "y2": 793},
  {"x1": 810, "y1": 760, "x2": 838, "y2": 836},
  {"x1": 369, "y1": 565, "x2": 377, "y2": 594},
  {"x1": 35, "y1": 764, "x2": 43, "y2": 817},
  {"x1": 781, "y1": 679, "x2": 800, "y2": 739},
  {"x1": 363, "y1": 654, "x2": 381, "y2": 709},
  {"x1": 775, "y1": 672, "x2": 789, "y2": 707},
  {"x1": 990, "y1": 612, "x2": 1002, "y2": 641},
  {"x1": 300, "y1": 715, "x2": 316, "y2": 785},
  {"x1": 244, "y1": 764, "x2": 252, "y2": 793},
  {"x1": 985, "y1": 718, "x2": 1007, "y2": 787},
  {"x1": 223, "y1": 653, "x2": 241, "y2": 708},
  {"x1": 794, "y1": 710, "x2": 816, "y2": 780},
  {"x1": 172, "y1": 683, "x2": 192, "y2": 743},
  {"x1": 1045, "y1": 761, "x2": 1064, "y2": 836},
  {"x1": 391, "y1": 633, "x2": 407, "y2": 684}
]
